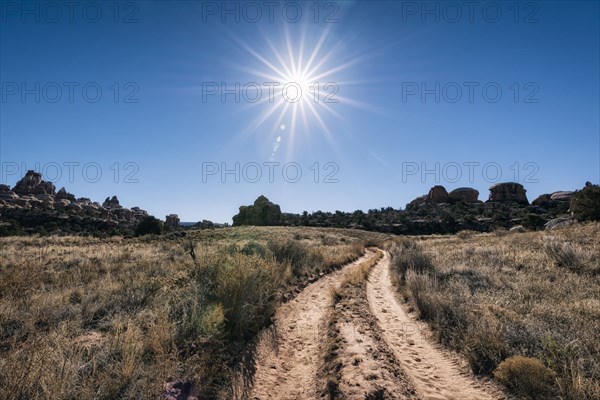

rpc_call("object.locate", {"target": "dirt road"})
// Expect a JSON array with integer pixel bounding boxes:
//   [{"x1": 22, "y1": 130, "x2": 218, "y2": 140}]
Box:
[
  {"x1": 244, "y1": 251, "x2": 507, "y2": 400},
  {"x1": 246, "y1": 252, "x2": 379, "y2": 400}
]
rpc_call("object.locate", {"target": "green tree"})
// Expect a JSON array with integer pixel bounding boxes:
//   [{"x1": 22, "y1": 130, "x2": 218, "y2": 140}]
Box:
[
  {"x1": 135, "y1": 216, "x2": 163, "y2": 236},
  {"x1": 570, "y1": 183, "x2": 600, "y2": 221}
]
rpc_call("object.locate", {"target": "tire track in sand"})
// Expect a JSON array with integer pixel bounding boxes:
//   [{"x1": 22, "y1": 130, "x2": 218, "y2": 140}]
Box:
[
  {"x1": 366, "y1": 252, "x2": 508, "y2": 400},
  {"x1": 246, "y1": 251, "x2": 378, "y2": 400}
]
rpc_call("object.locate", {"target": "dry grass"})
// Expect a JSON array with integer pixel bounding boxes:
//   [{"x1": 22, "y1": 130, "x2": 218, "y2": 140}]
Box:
[
  {"x1": 0, "y1": 226, "x2": 388, "y2": 399},
  {"x1": 390, "y1": 223, "x2": 600, "y2": 399}
]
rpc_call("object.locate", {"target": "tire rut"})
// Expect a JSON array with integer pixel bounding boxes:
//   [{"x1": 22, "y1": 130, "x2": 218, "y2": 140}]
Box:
[
  {"x1": 366, "y1": 252, "x2": 509, "y2": 400},
  {"x1": 325, "y1": 271, "x2": 420, "y2": 399},
  {"x1": 245, "y1": 251, "x2": 378, "y2": 400}
]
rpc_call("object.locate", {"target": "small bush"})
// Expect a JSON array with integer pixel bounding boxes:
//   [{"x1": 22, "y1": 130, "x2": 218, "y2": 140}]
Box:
[
  {"x1": 465, "y1": 320, "x2": 510, "y2": 374},
  {"x1": 456, "y1": 230, "x2": 476, "y2": 240},
  {"x1": 544, "y1": 240, "x2": 584, "y2": 272},
  {"x1": 216, "y1": 254, "x2": 283, "y2": 341},
  {"x1": 405, "y1": 270, "x2": 437, "y2": 319},
  {"x1": 134, "y1": 216, "x2": 163, "y2": 236},
  {"x1": 523, "y1": 214, "x2": 547, "y2": 231},
  {"x1": 239, "y1": 241, "x2": 267, "y2": 258},
  {"x1": 267, "y1": 239, "x2": 324, "y2": 277},
  {"x1": 494, "y1": 356, "x2": 556, "y2": 399},
  {"x1": 391, "y1": 241, "x2": 435, "y2": 276}
]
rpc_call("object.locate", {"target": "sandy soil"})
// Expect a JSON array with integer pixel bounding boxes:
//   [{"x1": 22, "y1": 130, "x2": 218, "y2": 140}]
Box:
[{"x1": 246, "y1": 252, "x2": 379, "y2": 400}]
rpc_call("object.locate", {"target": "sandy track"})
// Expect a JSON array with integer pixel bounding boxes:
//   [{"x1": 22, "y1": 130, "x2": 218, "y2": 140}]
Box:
[
  {"x1": 332, "y1": 282, "x2": 419, "y2": 399},
  {"x1": 366, "y1": 252, "x2": 506, "y2": 400},
  {"x1": 246, "y1": 251, "x2": 378, "y2": 400}
]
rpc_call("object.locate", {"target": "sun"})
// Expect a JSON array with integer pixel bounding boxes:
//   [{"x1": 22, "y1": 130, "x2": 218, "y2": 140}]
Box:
[
  {"x1": 285, "y1": 73, "x2": 313, "y2": 104},
  {"x1": 230, "y1": 26, "x2": 369, "y2": 159}
]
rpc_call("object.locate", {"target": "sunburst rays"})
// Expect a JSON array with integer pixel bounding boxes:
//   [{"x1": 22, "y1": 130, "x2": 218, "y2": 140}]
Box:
[{"x1": 229, "y1": 25, "x2": 367, "y2": 160}]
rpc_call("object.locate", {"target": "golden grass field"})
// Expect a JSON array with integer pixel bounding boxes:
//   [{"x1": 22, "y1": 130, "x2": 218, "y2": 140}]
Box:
[
  {"x1": 0, "y1": 227, "x2": 387, "y2": 399},
  {"x1": 390, "y1": 223, "x2": 600, "y2": 399},
  {"x1": 0, "y1": 224, "x2": 599, "y2": 399}
]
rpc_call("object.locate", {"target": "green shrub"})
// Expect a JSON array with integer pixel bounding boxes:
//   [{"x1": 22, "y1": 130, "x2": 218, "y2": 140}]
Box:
[
  {"x1": 239, "y1": 241, "x2": 267, "y2": 258},
  {"x1": 494, "y1": 356, "x2": 556, "y2": 399},
  {"x1": 523, "y1": 214, "x2": 547, "y2": 231},
  {"x1": 571, "y1": 184, "x2": 600, "y2": 221},
  {"x1": 134, "y1": 216, "x2": 163, "y2": 236},
  {"x1": 267, "y1": 239, "x2": 324, "y2": 276}
]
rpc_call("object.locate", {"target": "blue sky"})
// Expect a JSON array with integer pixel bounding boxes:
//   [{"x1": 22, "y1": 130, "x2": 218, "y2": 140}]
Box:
[{"x1": 1, "y1": 1, "x2": 599, "y2": 223}]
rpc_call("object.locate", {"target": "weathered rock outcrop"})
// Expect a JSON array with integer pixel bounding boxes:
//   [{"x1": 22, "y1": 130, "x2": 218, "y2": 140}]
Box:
[
  {"x1": 195, "y1": 219, "x2": 215, "y2": 229},
  {"x1": 232, "y1": 195, "x2": 282, "y2": 226},
  {"x1": 56, "y1": 187, "x2": 76, "y2": 202},
  {"x1": 427, "y1": 185, "x2": 449, "y2": 203},
  {"x1": 532, "y1": 194, "x2": 552, "y2": 206},
  {"x1": 103, "y1": 196, "x2": 121, "y2": 209},
  {"x1": 12, "y1": 170, "x2": 56, "y2": 195},
  {"x1": 550, "y1": 191, "x2": 574, "y2": 202},
  {"x1": 407, "y1": 195, "x2": 427, "y2": 208},
  {"x1": 448, "y1": 187, "x2": 479, "y2": 203},
  {"x1": 488, "y1": 182, "x2": 528, "y2": 204},
  {"x1": 165, "y1": 214, "x2": 180, "y2": 229},
  {"x1": 408, "y1": 186, "x2": 479, "y2": 208},
  {"x1": 0, "y1": 171, "x2": 152, "y2": 235}
]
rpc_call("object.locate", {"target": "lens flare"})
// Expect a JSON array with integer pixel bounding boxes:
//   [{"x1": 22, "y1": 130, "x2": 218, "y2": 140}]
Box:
[{"x1": 230, "y1": 25, "x2": 369, "y2": 159}]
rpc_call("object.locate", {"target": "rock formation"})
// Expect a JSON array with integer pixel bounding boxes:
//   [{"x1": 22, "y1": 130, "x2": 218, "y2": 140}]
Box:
[
  {"x1": 165, "y1": 214, "x2": 180, "y2": 229},
  {"x1": 488, "y1": 182, "x2": 528, "y2": 204},
  {"x1": 550, "y1": 191, "x2": 574, "y2": 202},
  {"x1": 12, "y1": 170, "x2": 55, "y2": 195},
  {"x1": 56, "y1": 187, "x2": 76, "y2": 202},
  {"x1": 407, "y1": 195, "x2": 427, "y2": 209},
  {"x1": 448, "y1": 187, "x2": 479, "y2": 203},
  {"x1": 102, "y1": 196, "x2": 121, "y2": 209},
  {"x1": 408, "y1": 185, "x2": 479, "y2": 208},
  {"x1": 427, "y1": 185, "x2": 449, "y2": 203},
  {"x1": 0, "y1": 171, "x2": 152, "y2": 235},
  {"x1": 532, "y1": 194, "x2": 552, "y2": 206},
  {"x1": 232, "y1": 195, "x2": 282, "y2": 226},
  {"x1": 195, "y1": 219, "x2": 215, "y2": 229}
]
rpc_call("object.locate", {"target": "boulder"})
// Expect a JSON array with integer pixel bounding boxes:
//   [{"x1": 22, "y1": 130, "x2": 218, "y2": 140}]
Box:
[
  {"x1": 102, "y1": 196, "x2": 121, "y2": 209},
  {"x1": 427, "y1": 185, "x2": 449, "y2": 203},
  {"x1": 448, "y1": 187, "x2": 479, "y2": 203},
  {"x1": 165, "y1": 214, "x2": 180, "y2": 229},
  {"x1": 66, "y1": 202, "x2": 83, "y2": 212},
  {"x1": 0, "y1": 184, "x2": 10, "y2": 193},
  {"x1": 0, "y1": 191, "x2": 19, "y2": 201},
  {"x1": 545, "y1": 218, "x2": 575, "y2": 230},
  {"x1": 532, "y1": 194, "x2": 551, "y2": 206},
  {"x1": 196, "y1": 219, "x2": 214, "y2": 229},
  {"x1": 488, "y1": 182, "x2": 528, "y2": 204},
  {"x1": 550, "y1": 191, "x2": 574, "y2": 202},
  {"x1": 54, "y1": 199, "x2": 71, "y2": 210},
  {"x1": 41, "y1": 200, "x2": 55, "y2": 210},
  {"x1": 407, "y1": 195, "x2": 427, "y2": 208},
  {"x1": 56, "y1": 187, "x2": 76, "y2": 202}
]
